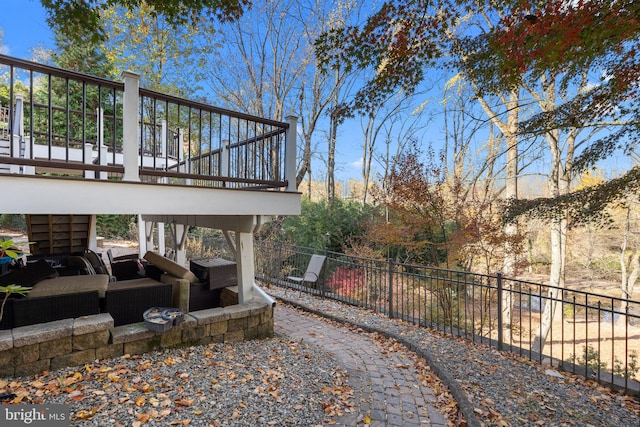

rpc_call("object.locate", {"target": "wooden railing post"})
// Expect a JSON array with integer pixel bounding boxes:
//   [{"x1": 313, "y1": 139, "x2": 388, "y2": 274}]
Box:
[
  {"x1": 285, "y1": 115, "x2": 297, "y2": 192},
  {"x1": 121, "y1": 70, "x2": 140, "y2": 182}
]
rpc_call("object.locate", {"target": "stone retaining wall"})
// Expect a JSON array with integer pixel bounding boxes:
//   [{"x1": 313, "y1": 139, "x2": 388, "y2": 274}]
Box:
[{"x1": 0, "y1": 290, "x2": 273, "y2": 377}]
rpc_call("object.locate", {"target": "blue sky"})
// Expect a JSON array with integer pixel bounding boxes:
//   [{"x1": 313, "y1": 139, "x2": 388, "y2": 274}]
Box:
[
  {"x1": 0, "y1": 1, "x2": 53, "y2": 58},
  {"x1": 0, "y1": 1, "x2": 369, "y2": 183}
]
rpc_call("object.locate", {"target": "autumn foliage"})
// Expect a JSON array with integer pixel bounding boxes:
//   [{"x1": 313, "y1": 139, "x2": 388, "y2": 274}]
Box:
[{"x1": 365, "y1": 146, "x2": 524, "y2": 273}]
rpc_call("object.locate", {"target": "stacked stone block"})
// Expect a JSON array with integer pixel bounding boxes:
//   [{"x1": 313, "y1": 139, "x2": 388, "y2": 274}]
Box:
[{"x1": 0, "y1": 294, "x2": 274, "y2": 377}]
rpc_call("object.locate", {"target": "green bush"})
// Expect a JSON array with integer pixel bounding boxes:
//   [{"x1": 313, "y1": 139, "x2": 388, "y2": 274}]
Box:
[
  {"x1": 278, "y1": 198, "x2": 376, "y2": 252},
  {"x1": 0, "y1": 214, "x2": 26, "y2": 232},
  {"x1": 96, "y1": 215, "x2": 136, "y2": 239}
]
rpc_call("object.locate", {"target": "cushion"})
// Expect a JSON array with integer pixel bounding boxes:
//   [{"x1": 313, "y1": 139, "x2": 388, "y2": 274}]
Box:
[
  {"x1": 28, "y1": 274, "x2": 110, "y2": 298},
  {"x1": 0, "y1": 259, "x2": 59, "y2": 288},
  {"x1": 143, "y1": 251, "x2": 198, "y2": 283},
  {"x1": 107, "y1": 277, "x2": 164, "y2": 291}
]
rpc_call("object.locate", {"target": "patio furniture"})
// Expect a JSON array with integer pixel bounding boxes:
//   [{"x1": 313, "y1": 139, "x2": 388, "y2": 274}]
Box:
[
  {"x1": 285, "y1": 254, "x2": 326, "y2": 294},
  {"x1": 190, "y1": 258, "x2": 237, "y2": 290},
  {"x1": 107, "y1": 249, "x2": 143, "y2": 281},
  {"x1": 143, "y1": 251, "x2": 225, "y2": 312},
  {"x1": 103, "y1": 278, "x2": 173, "y2": 326}
]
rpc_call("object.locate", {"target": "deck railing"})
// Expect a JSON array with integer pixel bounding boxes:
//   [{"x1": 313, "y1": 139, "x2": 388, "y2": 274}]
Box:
[
  {"x1": 0, "y1": 54, "x2": 296, "y2": 190},
  {"x1": 254, "y1": 241, "x2": 640, "y2": 396}
]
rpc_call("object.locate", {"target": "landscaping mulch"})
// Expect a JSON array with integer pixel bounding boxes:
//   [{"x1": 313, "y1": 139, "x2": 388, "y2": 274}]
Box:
[{"x1": 269, "y1": 286, "x2": 640, "y2": 427}]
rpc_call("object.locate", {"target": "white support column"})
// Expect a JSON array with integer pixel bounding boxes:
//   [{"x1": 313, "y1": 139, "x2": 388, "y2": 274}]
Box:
[
  {"x1": 158, "y1": 222, "x2": 166, "y2": 255},
  {"x1": 170, "y1": 223, "x2": 188, "y2": 266},
  {"x1": 137, "y1": 214, "x2": 147, "y2": 256},
  {"x1": 121, "y1": 71, "x2": 140, "y2": 182},
  {"x1": 235, "y1": 230, "x2": 255, "y2": 305},
  {"x1": 88, "y1": 215, "x2": 98, "y2": 251},
  {"x1": 145, "y1": 221, "x2": 155, "y2": 252},
  {"x1": 285, "y1": 115, "x2": 298, "y2": 192}
]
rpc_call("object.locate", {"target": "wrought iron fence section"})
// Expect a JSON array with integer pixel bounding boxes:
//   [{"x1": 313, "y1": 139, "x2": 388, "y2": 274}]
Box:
[{"x1": 255, "y1": 241, "x2": 640, "y2": 396}]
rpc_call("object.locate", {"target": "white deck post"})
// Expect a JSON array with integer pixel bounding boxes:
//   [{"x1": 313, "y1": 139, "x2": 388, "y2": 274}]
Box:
[
  {"x1": 121, "y1": 71, "x2": 140, "y2": 182},
  {"x1": 88, "y1": 215, "x2": 98, "y2": 251},
  {"x1": 157, "y1": 222, "x2": 166, "y2": 255},
  {"x1": 235, "y1": 230, "x2": 255, "y2": 304},
  {"x1": 145, "y1": 221, "x2": 155, "y2": 252},
  {"x1": 138, "y1": 214, "x2": 147, "y2": 255},
  {"x1": 285, "y1": 115, "x2": 298, "y2": 192},
  {"x1": 169, "y1": 223, "x2": 188, "y2": 266}
]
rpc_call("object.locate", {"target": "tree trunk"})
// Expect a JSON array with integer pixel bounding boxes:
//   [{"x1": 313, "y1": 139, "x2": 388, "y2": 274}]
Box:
[
  {"x1": 532, "y1": 123, "x2": 570, "y2": 355},
  {"x1": 327, "y1": 111, "x2": 337, "y2": 202},
  {"x1": 501, "y1": 90, "x2": 519, "y2": 345}
]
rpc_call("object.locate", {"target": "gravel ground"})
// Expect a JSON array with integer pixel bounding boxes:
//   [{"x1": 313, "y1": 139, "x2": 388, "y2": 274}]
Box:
[
  {"x1": 1, "y1": 339, "x2": 352, "y2": 426},
  {"x1": 267, "y1": 286, "x2": 640, "y2": 427}
]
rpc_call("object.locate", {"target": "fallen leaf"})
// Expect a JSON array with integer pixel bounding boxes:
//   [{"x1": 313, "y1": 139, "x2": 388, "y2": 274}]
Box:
[
  {"x1": 174, "y1": 398, "x2": 193, "y2": 407},
  {"x1": 68, "y1": 390, "x2": 84, "y2": 401}
]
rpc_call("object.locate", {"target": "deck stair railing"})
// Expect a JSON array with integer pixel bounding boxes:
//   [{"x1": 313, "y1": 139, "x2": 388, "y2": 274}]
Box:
[{"x1": 0, "y1": 54, "x2": 296, "y2": 191}]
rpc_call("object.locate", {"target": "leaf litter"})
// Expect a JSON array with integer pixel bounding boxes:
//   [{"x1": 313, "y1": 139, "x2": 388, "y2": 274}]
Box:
[{"x1": 0, "y1": 338, "x2": 354, "y2": 426}]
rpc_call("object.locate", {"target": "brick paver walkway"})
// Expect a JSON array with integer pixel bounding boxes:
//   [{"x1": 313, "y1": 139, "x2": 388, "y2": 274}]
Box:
[{"x1": 275, "y1": 305, "x2": 449, "y2": 427}]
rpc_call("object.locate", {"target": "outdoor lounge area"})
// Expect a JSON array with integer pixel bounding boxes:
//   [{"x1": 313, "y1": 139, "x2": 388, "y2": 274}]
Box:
[
  {"x1": 0, "y1": 54, "x2": 300, "y2": 377},
  {"x1": 0, "y1": 247, "x2": 231, "y2": 330},
  {"x1": 0, "y1": 244, "x2": 275, "y2": 377}
]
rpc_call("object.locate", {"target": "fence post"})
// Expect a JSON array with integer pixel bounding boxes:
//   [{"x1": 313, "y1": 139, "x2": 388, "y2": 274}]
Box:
[
  {"x1": 497, "y1": 272, "x2": 503, "y2": 351},
  {"x1": 388, "y1": 259, "x2": 394, "y2": 319}
]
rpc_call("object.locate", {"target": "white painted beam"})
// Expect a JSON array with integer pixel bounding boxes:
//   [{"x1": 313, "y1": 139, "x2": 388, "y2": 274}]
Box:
[{"x1": 3, "y1": 175, "x2": 301, "y2": 216}]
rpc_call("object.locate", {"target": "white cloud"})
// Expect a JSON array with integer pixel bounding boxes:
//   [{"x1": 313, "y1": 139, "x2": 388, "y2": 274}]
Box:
[{"x1": 349, "y1": 158, "x2": 363, "y2": 169}]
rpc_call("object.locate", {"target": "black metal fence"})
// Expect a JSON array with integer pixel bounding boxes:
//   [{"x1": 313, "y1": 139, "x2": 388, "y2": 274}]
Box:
[{"x1": 254, "y1": 241, "x2": 640, "y2": 396}]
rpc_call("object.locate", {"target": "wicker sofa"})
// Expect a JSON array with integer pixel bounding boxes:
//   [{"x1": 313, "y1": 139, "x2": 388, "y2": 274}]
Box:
[{"x1": 0, "y1": 251, "x2": 229, "y2": 329}]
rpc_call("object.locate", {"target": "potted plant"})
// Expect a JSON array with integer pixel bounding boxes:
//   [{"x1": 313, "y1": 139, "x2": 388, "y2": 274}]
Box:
[
  {"x1": 0, "y1": 239, "x2": 32, "y2": 324},
  {"x1": 0, "y1": 239, "x2": 30, "y2": 265}
]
